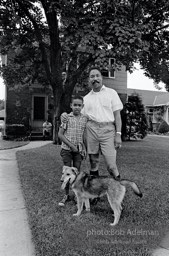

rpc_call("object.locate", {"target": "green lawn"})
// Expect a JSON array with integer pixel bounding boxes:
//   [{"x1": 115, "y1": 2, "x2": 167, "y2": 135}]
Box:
[
  {"x1": 0, "y1": 139, "x2": 29, "y2": 150},
  {"x1": 16, "y1": 135, "x2": 169, "y2": 256}
]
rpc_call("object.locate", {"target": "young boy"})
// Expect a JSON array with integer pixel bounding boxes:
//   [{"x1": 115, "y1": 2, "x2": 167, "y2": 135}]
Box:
[{"x1": 58, "y1": 95, "x2": 87, "y2": 206}]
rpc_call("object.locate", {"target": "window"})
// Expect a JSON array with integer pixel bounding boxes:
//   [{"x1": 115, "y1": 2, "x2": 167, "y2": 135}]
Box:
[{"x1": 102, "y1": 58, "x2": 115, "y2": 78}]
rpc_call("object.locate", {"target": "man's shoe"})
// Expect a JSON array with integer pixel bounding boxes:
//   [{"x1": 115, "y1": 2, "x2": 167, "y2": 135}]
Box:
[
  {"x1": 58, "y1": 195, "x2": 69, "y2": 206},
  {"x1": 115, "y1": 175, "x2": 121, "y2": 181}
]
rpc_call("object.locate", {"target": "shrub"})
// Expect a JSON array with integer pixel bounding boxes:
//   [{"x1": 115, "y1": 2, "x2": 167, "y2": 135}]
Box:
[
  {"x1": 158, "y1": 120, "x2": 169, "y2": 134},
  {"x1": 6, "y1": 124, "x2": 27, "y2": 137},
  {"x1": 124, "y1": 94, "x2": 148, "y2": 140}
]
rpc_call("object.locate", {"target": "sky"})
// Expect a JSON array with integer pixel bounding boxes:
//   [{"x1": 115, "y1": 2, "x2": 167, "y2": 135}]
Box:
[
  {"x1": 127, "y1": 65, "x2": 166, "y2": 92},
  {"x1": 0, "y1": 65, "x2": 167, "y2": 100}
]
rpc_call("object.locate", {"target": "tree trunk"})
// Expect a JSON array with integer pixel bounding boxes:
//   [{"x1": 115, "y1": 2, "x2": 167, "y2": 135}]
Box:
[
  {"x1": 60, "y1": 87, "x2": 74, "y2": 114},
  {"x1": 60, "y1": 76, "x2": 79, "y2": 114},
  {"x1": 52, "y1": 83, "x2": 63, "y2": 144}
]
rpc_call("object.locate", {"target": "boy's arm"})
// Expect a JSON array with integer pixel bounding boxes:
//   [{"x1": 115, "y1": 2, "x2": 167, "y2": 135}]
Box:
[
  {"x1": 83, "y1": 128, "x2": 87, "y2": 149},
  {"x1": 58, "y1": 127, "x2": 78, "y2": 152}
]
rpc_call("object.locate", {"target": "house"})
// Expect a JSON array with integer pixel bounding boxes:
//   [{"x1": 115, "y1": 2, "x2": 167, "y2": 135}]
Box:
[
  {"x1": 102, "y1": 62, "x2": 127, "y2": 105},
  {"x1": 0, "y1": 109, "x2": 5, "y2": 120},
  {"x1": 4, "y1": 59, "x2": 127, "y2": 135},
  {"x1": 5, "y1": 81, "x2": 53, "y2": 133},
  {"x1": 127, "y1": 88, "x2": 169, "y2": 130}
]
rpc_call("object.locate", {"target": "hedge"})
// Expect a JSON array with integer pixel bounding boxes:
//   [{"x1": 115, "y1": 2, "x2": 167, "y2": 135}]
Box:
[{"x1": 6, "y1": 124, "x2": 27, "y2": 137}]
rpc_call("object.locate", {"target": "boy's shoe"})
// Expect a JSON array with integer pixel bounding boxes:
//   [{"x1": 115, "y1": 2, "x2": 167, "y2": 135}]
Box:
[{"x1": 58, "y1": 195, "x2": 69, "y2": 206}]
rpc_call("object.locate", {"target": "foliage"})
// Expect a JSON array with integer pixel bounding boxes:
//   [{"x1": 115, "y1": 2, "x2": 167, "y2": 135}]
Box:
[
  {"x1": 6, "y1": 123, "x2": 27, "y2": 137},
  {"x1": 154, "y1": 107, "x2": 165, "y2": 122},
  {"x1": 0, "y1": 1, "x2": 169, "y2": 88},
  {"x1": 0, "y1": 139, "x2": 29, "y2": 149},
  {"x1": 158, "y1": 120, "x2": 169, "y2": 133},
  {"x1": 125, "y1": 94, "x2": 148, "y2": 140},
  {"x1": 0, "y1": 0, "x2": 169, "y2": 142}
]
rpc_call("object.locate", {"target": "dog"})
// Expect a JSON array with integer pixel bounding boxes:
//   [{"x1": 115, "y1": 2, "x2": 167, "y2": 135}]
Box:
[{"x1": 60, "y1": 166, "x2": 143, "y2": 226}]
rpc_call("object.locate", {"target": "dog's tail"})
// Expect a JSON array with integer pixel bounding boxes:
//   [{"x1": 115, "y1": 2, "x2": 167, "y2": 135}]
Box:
[{"x1": 120, "y1": 179, "x2": 143, "y2": 198}]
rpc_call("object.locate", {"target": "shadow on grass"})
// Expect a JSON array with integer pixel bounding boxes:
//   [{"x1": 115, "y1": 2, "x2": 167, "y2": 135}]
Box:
[{"x1": 17, "y1": 136, "x2": 169, "y2": 256}]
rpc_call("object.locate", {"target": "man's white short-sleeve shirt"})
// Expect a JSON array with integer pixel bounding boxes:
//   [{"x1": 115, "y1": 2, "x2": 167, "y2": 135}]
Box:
[{"x1": 81, "y1": 85, "x2": 123, "y2": 122}]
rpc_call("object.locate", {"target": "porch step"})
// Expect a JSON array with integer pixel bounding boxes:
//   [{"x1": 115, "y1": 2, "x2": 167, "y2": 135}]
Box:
[
  {"x1": 29, "y1": 130, "x2": 42, "y2": 140},
  {"x1": 29, "y1": 131, "x2": 52, "y2": 141},
  {"x1": 30, "y1": 135, "x2": 44, "y2": 141}
]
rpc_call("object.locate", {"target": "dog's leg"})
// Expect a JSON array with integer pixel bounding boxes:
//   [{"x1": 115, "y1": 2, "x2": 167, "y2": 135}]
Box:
[
  {"x1": 73, "y1": 196, "x2": 84, "y2": 216},
  {"x1": 109, "y1": 201, "x2": 121, "y2": 226},
  {"x1": 107, "y1": 188, "x2": 125, "y2": 226},
  {"x1": 84, "y1": 198, "x2": 90, "y2": 212}
]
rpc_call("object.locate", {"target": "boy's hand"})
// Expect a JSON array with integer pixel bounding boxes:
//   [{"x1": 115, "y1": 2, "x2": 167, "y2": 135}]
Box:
[
  {"x1": 81, "y1": 148, "x2": 87, "y2": 159},
  {"x1": 71, "y1": 145, "x2": 78, "y2": 152},
  {"x1": 80, "y1": 143, "x2": 87, "y2": 159}
]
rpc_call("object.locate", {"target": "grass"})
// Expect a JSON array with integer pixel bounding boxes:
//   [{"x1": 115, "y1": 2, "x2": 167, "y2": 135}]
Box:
[
  {"x1": 0, "y1": 139, "x2": 29, "y2": 150},
  {"x1": 16, "y1": 135, "x2": 169, "y2": 256}
]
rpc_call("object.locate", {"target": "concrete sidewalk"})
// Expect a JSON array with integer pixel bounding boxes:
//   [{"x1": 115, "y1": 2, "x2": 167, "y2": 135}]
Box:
[{"x1": 0, "y1": 141, "x2": 52, "y2": 256}]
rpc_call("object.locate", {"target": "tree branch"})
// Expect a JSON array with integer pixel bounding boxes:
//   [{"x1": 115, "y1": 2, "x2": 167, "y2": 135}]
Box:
[{"x1": 15, "y1": 0, "x2": 52, "y2": 83}]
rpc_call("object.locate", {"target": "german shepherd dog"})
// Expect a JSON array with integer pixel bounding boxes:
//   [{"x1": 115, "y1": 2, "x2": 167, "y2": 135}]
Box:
[{"x1": 60, "y1": 166, "x2": 143, "y2": 226}]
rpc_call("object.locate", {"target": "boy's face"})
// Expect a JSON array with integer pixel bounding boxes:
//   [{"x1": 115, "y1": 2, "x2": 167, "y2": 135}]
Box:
[{"x1": 71, "y1": 99, "x2": 83, "y2": 115}]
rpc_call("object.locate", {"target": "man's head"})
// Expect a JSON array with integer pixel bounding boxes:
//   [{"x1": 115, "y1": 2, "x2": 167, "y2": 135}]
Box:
[
  {"x1": 89, "y1": 67, "x2": 103, "y2": 92},
  {"x1": 70, "y1": 95, "x2": 84, "y2": 116}
]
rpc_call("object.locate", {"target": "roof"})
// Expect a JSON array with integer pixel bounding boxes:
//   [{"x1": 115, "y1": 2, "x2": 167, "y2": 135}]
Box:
[
  {"x1": 0, "y1": 109, "x2": 5, "y2": 119},
  {"x1": 127, "y1": 88, "x2": 169, "y2": 106},
  {"x1": 153, "y1": 94, "x2": 169, "y2": 106}
]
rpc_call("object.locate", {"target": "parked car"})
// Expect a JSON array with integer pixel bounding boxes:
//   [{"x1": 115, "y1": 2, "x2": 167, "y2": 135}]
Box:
[{"x1": 0, "y1": 120, "x2": 5, "y2": 132}]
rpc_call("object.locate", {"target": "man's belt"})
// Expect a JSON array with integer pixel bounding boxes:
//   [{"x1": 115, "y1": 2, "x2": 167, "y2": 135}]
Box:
[{"x1": 88, "y1": 120, "x2": 115, "y2": 127}]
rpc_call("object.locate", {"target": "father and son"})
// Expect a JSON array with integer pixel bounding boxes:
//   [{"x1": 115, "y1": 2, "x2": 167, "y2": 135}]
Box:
[{"x1": 58, "y1": 67, "x2": 123, "y2": 206}]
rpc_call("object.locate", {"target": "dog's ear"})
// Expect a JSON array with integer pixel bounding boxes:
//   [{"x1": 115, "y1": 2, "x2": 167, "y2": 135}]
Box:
[
  {"x1": 71, "y1": 167, "x2": 78, "y2": 175},
  {"x1": 63, "y1": 166, "x2": 67, "y2": 172}
]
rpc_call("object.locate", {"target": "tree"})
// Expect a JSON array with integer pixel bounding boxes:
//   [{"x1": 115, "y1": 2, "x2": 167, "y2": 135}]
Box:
[
  {"x1": 0, "y1": 0, "x2": 169, "y2": 143},
  {"x1": 125, "y1": 94, "x2": 148, "y2": 140}
]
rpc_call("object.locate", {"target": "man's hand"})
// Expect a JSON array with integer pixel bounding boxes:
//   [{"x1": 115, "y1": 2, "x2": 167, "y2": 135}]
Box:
[
  {"x1": 81, "y1": 147, "x2": 87, "y2": 159},
  {"x1": 61, "y1": 112, "x2": 68, "y2": 122},
  {"x1": 114, "y1": 134, "x2": 122, "y2": 150}
]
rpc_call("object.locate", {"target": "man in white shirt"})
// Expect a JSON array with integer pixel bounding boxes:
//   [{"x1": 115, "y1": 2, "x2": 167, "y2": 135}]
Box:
[
  {"x1": 81, "y1": 67, "x2": 123, "y2": 181},
  {"x1": 43, "y1": 120, "x2": 52, "y2": 139}
]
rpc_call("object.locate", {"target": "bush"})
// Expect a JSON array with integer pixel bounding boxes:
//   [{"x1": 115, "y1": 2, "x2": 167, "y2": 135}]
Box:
[
  {"x1": 158, "y1": 120, "x2": 169, "y2": 134},
  {"x1": 124, "y1": 94, "x2": 148, "y2": 140},
  {"x1": 6, "y1": 124, "x2": 27, "y2": 137}
]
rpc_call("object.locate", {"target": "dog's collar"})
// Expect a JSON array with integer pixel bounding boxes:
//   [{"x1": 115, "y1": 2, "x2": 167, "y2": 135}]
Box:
[
  {"x1": 70, "y1": 171, "x2": 78, "y2": 185},
  {"x1": 72, "y1": 168, "x2": 78, "y2": 176}
]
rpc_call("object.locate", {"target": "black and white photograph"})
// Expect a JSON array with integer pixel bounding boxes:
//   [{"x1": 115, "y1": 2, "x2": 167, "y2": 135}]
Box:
[{"x1": 0, "y1": 1, "x2": 169, "y2": 255}]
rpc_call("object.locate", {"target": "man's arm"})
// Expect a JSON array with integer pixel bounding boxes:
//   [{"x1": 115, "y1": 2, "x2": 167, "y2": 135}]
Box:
[
  {"x1": 58, "y1": 127, "x2": 78, "y2": 152},
  {"x1": 114, "y1": 110, "x2": 122, "y2": 149}
]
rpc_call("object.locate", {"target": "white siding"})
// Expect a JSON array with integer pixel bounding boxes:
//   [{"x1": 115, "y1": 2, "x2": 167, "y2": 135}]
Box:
[{"x1": 103, "y1": 66, "x2": 127, "y2": 94}]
